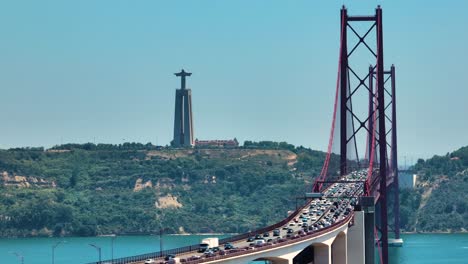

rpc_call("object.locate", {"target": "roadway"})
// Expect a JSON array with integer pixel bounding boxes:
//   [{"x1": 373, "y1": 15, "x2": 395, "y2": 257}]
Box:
[{"x1": 131, "y1": 170, "x2": 367, "y2": 264}]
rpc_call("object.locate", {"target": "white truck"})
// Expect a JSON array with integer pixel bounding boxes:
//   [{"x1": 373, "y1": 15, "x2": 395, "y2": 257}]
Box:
[{"x1": 198, "y1": 237, "x2": 219, "y2": 252}]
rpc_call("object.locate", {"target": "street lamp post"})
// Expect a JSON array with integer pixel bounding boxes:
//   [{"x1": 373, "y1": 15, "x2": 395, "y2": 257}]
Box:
[
  {"x1": 89, "y1": 243, "x2": 102, "y2": 263},
  {"x1": 110, "y1": 235, "x2": 116, "y2": 263},
  {"x1": 159, "y1": 227, "x2": 164, "y2": 253},
  {"x1": 11, "y1": 252, "x2": 24, "y2": 264},
  {"x1": 52, "y1": 241, "x2": 65, "y2": 264}
]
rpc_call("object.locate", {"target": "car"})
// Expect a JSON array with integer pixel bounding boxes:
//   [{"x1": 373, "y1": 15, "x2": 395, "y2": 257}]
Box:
[
  {"x1": 247, "y1": 236, "x2": 255, "y2": 242},
  {"x1": 190, "y1": 255, "x2": 201, "y2": 260},
  {"x1": 224, "y1": 243, "x2": 235, "y2": 250},
  {"x1": 273, "y1": 229, "x2": 281, "y2": 236},
  {"x1": 263, "y1": 232, "x2": 270, "y2": 237},
  {"x1": 287, "y1": 228, "x2": 294, "y2": 234},
  {"x1": 254, "y1": 239, "x2": 266, "y2": 246},
  {"x1": 164, "y1": 254, "x2": 175, "y2": 261},
  {"x1": 212, "y1": 246, "x2": 220, "y2": 252},
  {"x1": 204, "y1": 249, "x2": 215, "y2": 256},
  {"x1": 144, "y1": 259, "x2": 156, "y2": 264},
  {"x1": 255, "y1": 234, "x2": 263, "y2": 239}
]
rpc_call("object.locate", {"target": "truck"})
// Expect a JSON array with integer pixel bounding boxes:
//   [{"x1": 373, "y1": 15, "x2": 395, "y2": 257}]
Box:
[{"x1": 198, "y1": 237, "x2": 219, "y2": 253}]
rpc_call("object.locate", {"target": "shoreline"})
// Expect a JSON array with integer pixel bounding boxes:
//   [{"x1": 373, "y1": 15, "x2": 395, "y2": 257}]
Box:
[
  {"x1": 2, "y1": 232, "x2": 468, "y2": 239},
  {"x1": 401, "y1": 231, "x2": 468, "y2": 234}
]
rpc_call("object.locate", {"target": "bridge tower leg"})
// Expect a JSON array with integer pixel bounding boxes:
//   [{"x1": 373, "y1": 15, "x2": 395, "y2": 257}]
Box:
[
  {"x1": 339, "y1": 7, "x2": 349, "y2": 176},
  {"x1": 361, "y1": 196, "x2": 375, "y2": 264},
  {"x1": 368, "y1": 66, "x2": 374, "y2": 163},
  {"x1": 390, "y1": 65, "x2": 401, "y2": 241},
  {"x1": 376, "y1": 7, "x2": 389, "y2": 263}
]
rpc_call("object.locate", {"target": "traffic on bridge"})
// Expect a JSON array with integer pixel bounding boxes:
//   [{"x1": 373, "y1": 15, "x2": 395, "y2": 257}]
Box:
[
  {"x1": 92, "y1": 171, "x2": 367, "y2": 264},
  {"x1": 91, "y1": 5, "x2": 400, "y2": 264}
]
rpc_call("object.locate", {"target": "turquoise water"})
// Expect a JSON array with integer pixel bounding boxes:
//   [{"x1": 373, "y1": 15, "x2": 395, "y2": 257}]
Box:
[
  {"x1": 0, "y1": 233, "x2": 466, "y2": 263},
  {"x1": 388, "y1": 234, "x2": 468, "y2": 264},
  {"x1": 0, "y1": 235, "x2": 229, "y2": 264}
]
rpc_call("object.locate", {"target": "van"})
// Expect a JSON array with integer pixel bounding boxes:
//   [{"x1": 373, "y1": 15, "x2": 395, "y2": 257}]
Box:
[{"x1": 254, "y1": 239, "x2": 266, "y2": 246}]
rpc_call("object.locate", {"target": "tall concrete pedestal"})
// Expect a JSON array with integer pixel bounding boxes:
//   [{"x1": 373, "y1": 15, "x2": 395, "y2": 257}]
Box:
[{"x1": 172, "y1": 69, "x2": 194, "y2": 147}]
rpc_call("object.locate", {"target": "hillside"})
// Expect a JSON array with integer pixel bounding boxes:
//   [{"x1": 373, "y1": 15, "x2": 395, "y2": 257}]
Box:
[
  {"x1": 0, "y1": 142, "x2": 331, "y2": 237},
  {"x1": 1, "y1": 142, "x2": 466, "y2": 238},
  {"x1": 399, "y1": 146, "x2": 468, "y2": 233}
]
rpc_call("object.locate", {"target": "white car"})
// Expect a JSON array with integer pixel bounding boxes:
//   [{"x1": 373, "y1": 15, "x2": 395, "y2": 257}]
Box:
[{"x1": 144, "y1": 259, "x2": 156, "y2": 264}]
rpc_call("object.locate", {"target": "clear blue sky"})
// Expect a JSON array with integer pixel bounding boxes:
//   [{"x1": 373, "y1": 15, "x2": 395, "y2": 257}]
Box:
[{"x1": 0, "y1": 0, "x2": 467, "y2": 162}]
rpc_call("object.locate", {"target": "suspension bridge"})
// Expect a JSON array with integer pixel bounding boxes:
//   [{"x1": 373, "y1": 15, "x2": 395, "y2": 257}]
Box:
[{"x1": 91, "y1": 5, "x2": 401, "y2": 264}]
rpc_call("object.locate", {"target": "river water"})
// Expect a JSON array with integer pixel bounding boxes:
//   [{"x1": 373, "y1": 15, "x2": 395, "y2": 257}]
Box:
[{"x1": 0, "y1": 233, "x2": 466, "y2": 263}]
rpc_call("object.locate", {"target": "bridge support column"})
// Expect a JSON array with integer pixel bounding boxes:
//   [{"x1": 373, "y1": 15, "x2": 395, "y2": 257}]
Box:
[
  {"x1": 311, "y1": 237, "x2": 335, "y2": 264},
  {"x1": 347, "y1": 211, "x2": 365, "y2": 264},
  {"x1": 361, "y1": 197, "x2": 375, "y2": 264},
  {"x1": 314, "y1": 244, "x2": 331, "y2": 264},
  {"x1": 332, "y1": 231, "x2": 347, "y2": 264}
]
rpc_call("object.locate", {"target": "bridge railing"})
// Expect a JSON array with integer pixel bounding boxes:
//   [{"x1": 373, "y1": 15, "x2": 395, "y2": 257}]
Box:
[
  {"x1": 180, "y1": 213, "x2": 354, "y2": 264},
  {"x1": 87, "y1": 244, "x2": 201, "y2": 264},
  {"x1": 89, "y1": 212, "x2": 352, "y2": 264},
  {"x1": 88, "y1": 180, "x2": 353, "y2": 264},
  {"x1": 88, "y1": 201, "x2": 313, "y2": 264}
]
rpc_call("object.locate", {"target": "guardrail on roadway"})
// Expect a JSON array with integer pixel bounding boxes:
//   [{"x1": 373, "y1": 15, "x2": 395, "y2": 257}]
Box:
[
  {"x1": 182, "y1": 213, "x2": 354, "y2": 264},
  {"x1": 88, "y1": 210, "x2": 354, "y2": 264},
  {"x1": 88, "y1": 201, "x2": 313, "y2": 264}
]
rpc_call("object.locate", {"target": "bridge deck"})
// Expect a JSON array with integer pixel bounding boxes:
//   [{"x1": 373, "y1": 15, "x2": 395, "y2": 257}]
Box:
[{"x1": 97, "y1": 170, "x2": 368, "y2": 264}]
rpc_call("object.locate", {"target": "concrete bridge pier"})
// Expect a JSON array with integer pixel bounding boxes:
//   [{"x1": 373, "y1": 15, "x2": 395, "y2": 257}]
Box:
[
  {"x1": 347, "y1": 210, "x2": 366, "y2": 264},
  {"x1": 313, "y1": 241, "x2": 332, "y2": 264},
  {"x1": 332, "y1": 232, "x2": 347, "y2": 263}
]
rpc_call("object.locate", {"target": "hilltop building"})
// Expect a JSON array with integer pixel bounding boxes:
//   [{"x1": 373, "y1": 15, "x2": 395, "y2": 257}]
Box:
[{"x1": 195, "y1": 138, "x2": 239, "y2": 148}]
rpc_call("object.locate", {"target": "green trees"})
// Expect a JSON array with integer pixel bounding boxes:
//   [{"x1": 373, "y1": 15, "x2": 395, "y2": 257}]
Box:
[
  {"x1": 399, "y1": 145, "x2": 468, "y2": 232},
  {"x1": 0, "y1": 143, "x2": 313, "y2": 237},
  {"x1": 1, "y1": 143, "x2": 466, "y2": 237}
]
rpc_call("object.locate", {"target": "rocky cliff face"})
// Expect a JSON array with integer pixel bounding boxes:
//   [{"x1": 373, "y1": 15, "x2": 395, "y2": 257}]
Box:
[{"x1": 1, "y1": 171, "x2": 55, "y2": 188}]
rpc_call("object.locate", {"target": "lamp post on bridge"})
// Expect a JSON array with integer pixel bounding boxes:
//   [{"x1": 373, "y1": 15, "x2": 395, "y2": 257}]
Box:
[
  {"x1": 89, "y1": 243, "x2": 102, "y2": 263},
  {"x1": 52, "y1": 240, "x2": 65, "y2": 264},
  {"x1": 159, "y1": 227, "x2": 164, "y2": 252},
  {"x1": 11, "y1": 251, "x2": 24, "y2": 264},
  {"x1": 110, "y1": 234, "x2": 116, "y2": 263}
]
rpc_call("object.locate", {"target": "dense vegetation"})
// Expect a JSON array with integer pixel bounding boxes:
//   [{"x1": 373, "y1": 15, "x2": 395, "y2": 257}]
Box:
[
  {"x1": 1, "y1": 142, "x2": 466, "y2": 237},
  {"x1": 398, "y1": 146, "x2": 468, "y2": 232},
  {"x1": 0, "y1": 142, "x2": 332, "y2": 237}
]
